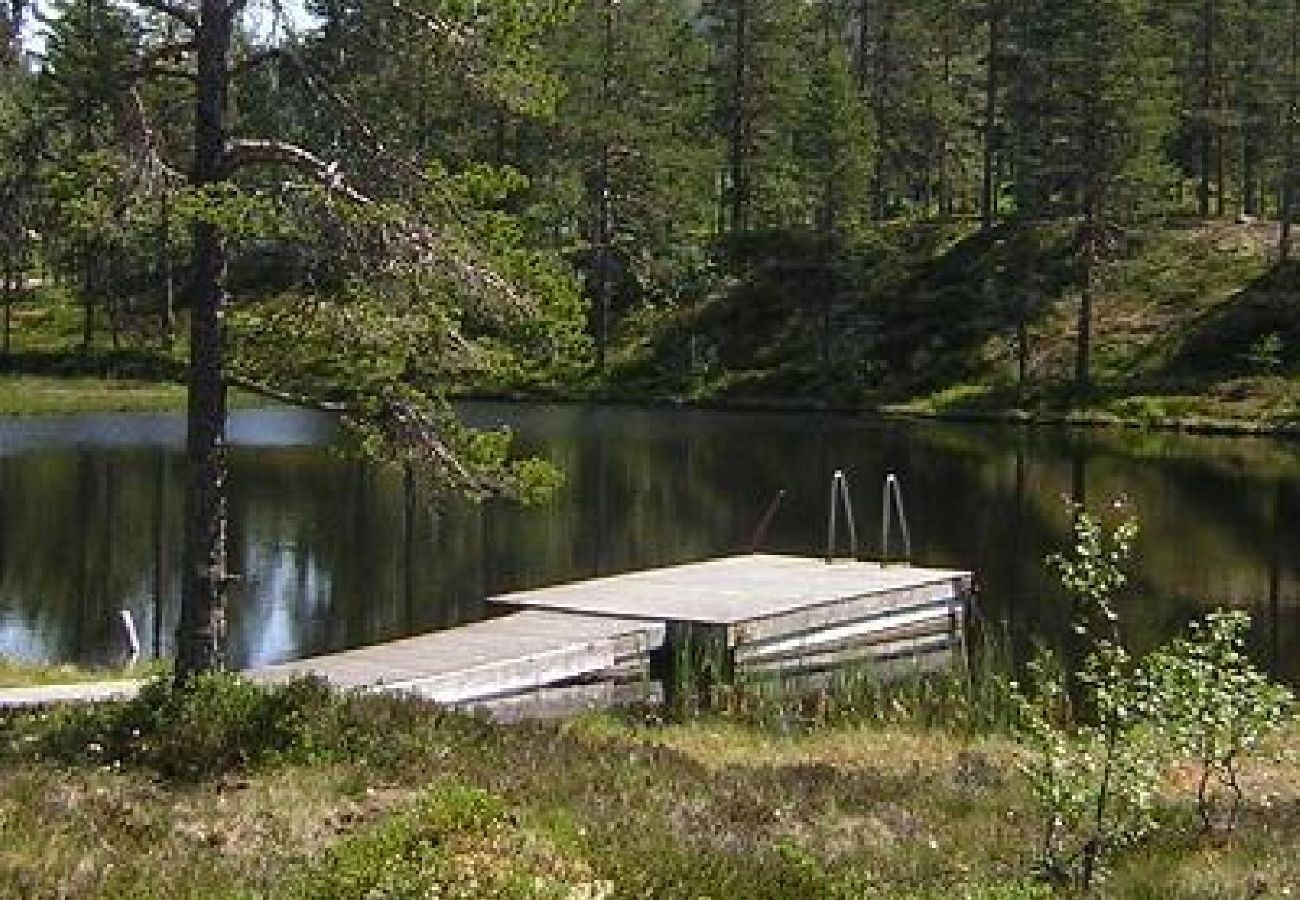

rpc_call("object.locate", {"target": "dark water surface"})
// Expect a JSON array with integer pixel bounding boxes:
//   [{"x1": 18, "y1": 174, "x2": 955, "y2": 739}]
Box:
[{"x1": 1, "y1": 404, "x2": 1297, "y2": 677}]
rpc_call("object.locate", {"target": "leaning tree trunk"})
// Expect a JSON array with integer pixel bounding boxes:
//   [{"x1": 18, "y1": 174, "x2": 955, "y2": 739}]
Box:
[{"x1": 175, "y1": 0, "x2": 233, "y2": 680}]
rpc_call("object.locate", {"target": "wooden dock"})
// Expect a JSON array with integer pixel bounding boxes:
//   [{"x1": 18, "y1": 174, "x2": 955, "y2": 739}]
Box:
[
  {"x1": 253, "y1": 609, "x2": 664, "y2": 708},
  {"x1": 0, "y1": 554, "x2": 972, "y2": 718},
  {"x1": 491, "y1": 554, "x2": 971, "y2": 708}
]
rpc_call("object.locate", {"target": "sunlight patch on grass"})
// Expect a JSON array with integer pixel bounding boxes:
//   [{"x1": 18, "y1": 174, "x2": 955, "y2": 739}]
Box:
[{"x1": 0, "y1": 375, "x2": 188, "y2": 415}]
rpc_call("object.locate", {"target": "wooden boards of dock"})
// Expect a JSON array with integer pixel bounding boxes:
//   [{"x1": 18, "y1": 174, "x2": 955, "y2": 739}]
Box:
[
  {"x1": 258, "y1": 553, "x2": 972, "y2": 718},
  {"x1": 488, "y1": 554, "x2": 972, "y2": 713},
  {"x1": 251, "y1": 610, "x2": 665, "y2": 718},
  {"x1": 0, "y1": 554, "x2": 972, "y2": 719}
]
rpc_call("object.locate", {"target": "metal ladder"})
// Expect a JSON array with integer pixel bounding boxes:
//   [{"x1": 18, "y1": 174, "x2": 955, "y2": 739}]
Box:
[
  {"x1": 881, "y1": 473, "x2": 912, "y2": 565},
  {"x1": 824, "y1": 470, "x2": 912, "y2": 565},
  {"x1": 825, "y1": 470, "x2": 858, "y2": 562}
]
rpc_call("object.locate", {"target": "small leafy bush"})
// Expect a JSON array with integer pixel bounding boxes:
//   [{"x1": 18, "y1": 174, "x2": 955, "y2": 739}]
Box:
[
  {"x1": 1240, "y1": 331, "x2": 1285, "y2": 374},
  {"x1": 1014, "y1": 504, "x2": 1296, "y2": 890},
  {"x1": 1145, "y1": 610, "x2": 1294, "y2": 832}
]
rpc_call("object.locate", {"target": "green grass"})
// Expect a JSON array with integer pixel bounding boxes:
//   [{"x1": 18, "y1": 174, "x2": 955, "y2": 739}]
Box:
[
  {"x1": 0, "y1": 373, "x2": 191, "y2": 415},
  {"x1": 887, "y1": 376, "x2": 1300, "y2": 435},
  {"x1": 1, "y1": 672, "x2": 1296, "y2": 899},
  {"x1": 0, "y1": 656, "x2": 166, "y2": 688}
]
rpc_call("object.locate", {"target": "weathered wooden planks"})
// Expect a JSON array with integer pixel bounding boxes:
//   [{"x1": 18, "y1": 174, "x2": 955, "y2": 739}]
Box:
[
  {"x1": 0, "y1": 554, "x2": 972, "y2": 718},
  {"x1": 491, "y1": 554, "x2": 972, "y2": 708},
  {"x1": 491, "y1": 554, "x2": 969, "y2": 632},
  {"x1": 252, "y1": 610, "x2": 664, "y2": 705}
]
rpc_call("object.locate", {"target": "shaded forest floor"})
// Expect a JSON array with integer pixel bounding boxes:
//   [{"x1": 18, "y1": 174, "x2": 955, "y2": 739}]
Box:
[
  {"x1": 606, "y1": 220, "x2": 1300, "y2": 434},
  {"x1": 1, "y1": 676, "x2": 1298, "y2": 900}
]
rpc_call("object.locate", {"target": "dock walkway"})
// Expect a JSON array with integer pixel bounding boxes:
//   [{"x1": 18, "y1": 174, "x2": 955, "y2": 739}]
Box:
[{"x1": 0, "y1": 554, "x2": 971, "y2": 718}]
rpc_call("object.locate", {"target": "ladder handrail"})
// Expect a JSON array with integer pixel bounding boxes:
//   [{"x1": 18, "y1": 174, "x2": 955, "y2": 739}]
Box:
[
  {"x1": 881, "y1": 473, "x2": 912, "y2": 565},
  {"x1": 825, "y1": 470, "x2": 858, "y2": 563}
]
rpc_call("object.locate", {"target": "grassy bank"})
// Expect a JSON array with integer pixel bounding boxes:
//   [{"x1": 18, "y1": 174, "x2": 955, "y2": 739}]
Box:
[
  {"x1": 0, "y1": 374, "x2": 190, "y2": 415},
  {"x1": 1, "y1": 286, "x2": 188, "y2": 415},
  {"x1": 608, "y1": 221, "x2": 1300, "y2": 434},
  {"x1": 0, "y1": 657, "x2": 164, "y2": 689},
  {"x1": 4, "y1": 222, "x2": 1299, "y2": 431},
  {"x1": 1, "y1": 673, "x2": 1296, "y2": 899}
]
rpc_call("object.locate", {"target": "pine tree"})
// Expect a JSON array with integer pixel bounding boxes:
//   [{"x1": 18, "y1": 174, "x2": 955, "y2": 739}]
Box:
[
  {"x1": 546, "y1": 0, "x2": 716, "y2": 370},
  {"x1": 704, "y1": 0, "x2": 814, "y2": 235}
]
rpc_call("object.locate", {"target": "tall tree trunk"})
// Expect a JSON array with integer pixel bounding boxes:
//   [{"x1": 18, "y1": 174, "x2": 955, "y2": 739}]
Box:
[
  {"x1": 159, "y1": 188, "x2": 175, "y2": 347},
  {"x1": 1283, "y1": 0, "x2": 1299, "y2": 259},
  {"x1": 1076, "y1": 54, "x2": 1100, "y2": 397},
  {"x1": 981, "y1": 1, "x2": 1001, "y2": 230},
  {"x1": 1011, "y1": 0, "x2": 1035, "y2": 217},
  {"x1": 152, "y1": 449, "x2": 167, "y2": 659},
  {"x1": 1016, "y1": 228, "x2": 1033, "y2": 393},
  {"x1": 1076, "y1": 227, "x2": 1094, "y2": 396},
  {"x1": 1199, "y1": 0, "x2": 1215, "y2": 218},
  {"x1": 106, "y1": 254, "x2": 121, "y2": 352},
  {"x1": 855, "y1": 0, "x2": 873, "y2": 216},
  {"x1": 81, "y1": 247, "x2": 95, "y2": 354},
  {"x1": 728, "y1": 0, "x2": 750, "y2": 235},
  {"x1": 938, "y1": 27, "x2": 953, "y2": 217},
  {"x1": 819, "y1": 0, "x2": 838, "y2": 235},
  {"x1": 1215, "y1": 129, "x2": 1226, "y2": 217},
  {"x1": 2, "y1": 242, "x2": 12, "y2": 360},
  {"x1": 1242, "y1": 0, "x2": 1261, "y2": 217},
  {"x1": 175, "y1": 0, "x2": 234, "y2": 681},
  {"x1": 593, "y1": 0, "x2": 614, "y2": 373},
  {"x1": 872, "y1": 0, "x2": 892, "y2": 219},
  {"x1": 402, "y1": 463, "x2": 416, "y2": 627}
]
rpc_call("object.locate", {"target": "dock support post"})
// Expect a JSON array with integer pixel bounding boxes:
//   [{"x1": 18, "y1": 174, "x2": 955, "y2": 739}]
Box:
[{"x1": 658, "y1": 621, "x2": 734, "y2": 715}]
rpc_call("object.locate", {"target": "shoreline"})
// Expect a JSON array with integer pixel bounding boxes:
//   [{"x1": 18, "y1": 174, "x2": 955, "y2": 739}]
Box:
[
  {"x1": 458, "y1": 386, "x2": 1300, "y2": 441},
  {"x1": 2, "y1": 372, "x2": 1296, "y2": 441}
]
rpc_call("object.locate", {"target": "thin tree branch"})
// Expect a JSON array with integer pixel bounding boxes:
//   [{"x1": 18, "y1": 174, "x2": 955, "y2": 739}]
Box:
[
  {"x1": 387, "y1": 0, "x2": 474, "y2": 51},
  {"x1": 224, "y1": 138, "x2": 374, "y2": 204},
  {"x1": 226, "y1": 373, "x2": 350, "y2": 413},
  {"x1": 136, "y1": 38, "x2": 196, "y2": 71},
  {"x1": 231, "y1": 46, "x2": 283, "y2": 80},
  {"x1": 228, "y1": 373, "x2": 486, "y2": 493},
  {"x1": 142, "y1": 64, "x2": 197, "y2": 82},
  {"x1": 124, "y1": 87, "x2": 187, "y2": 184},
  {"x1": 130, "y1": 0, "x2": 197, "y2": 31}
]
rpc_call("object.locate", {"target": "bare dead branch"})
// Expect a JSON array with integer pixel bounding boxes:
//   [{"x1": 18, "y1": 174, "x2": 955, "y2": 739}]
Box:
[
  {"x1": 228, "y1": 372, "x2": 491, "y2": 495},
  {"x1": 377, "y1": 395, "x2": 483, "y2": 492},
  {"x1": 269, "y1": 43, "x2": 407, "y2": 175},
  {"x1": 124, "y1": 87, "x2": 187, "y2": 185},
  {"x1": 226, "y1": 373, "x2": 350, "y2": 413},
  {"x1": 386, "y1": 0, "x2": 474, "y2": 51},
  {"x1": 224, "y1": 138, "x2": 375, "y2": 205}
]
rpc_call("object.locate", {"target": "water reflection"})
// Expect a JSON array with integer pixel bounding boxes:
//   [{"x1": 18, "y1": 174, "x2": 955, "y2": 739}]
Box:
[{"x1": 0, "y1": 405, "x2": 1296, "y2": 677}]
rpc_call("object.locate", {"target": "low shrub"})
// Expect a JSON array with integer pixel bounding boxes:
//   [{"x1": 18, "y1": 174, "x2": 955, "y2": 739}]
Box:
[{"x1": 0, "y1": 672, "x2": 491, "y2": 780}]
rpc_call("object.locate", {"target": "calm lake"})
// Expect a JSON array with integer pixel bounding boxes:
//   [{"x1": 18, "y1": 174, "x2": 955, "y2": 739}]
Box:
[{"x1": 1, "y1": 403, "x2": 1297, "y2": 677}]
